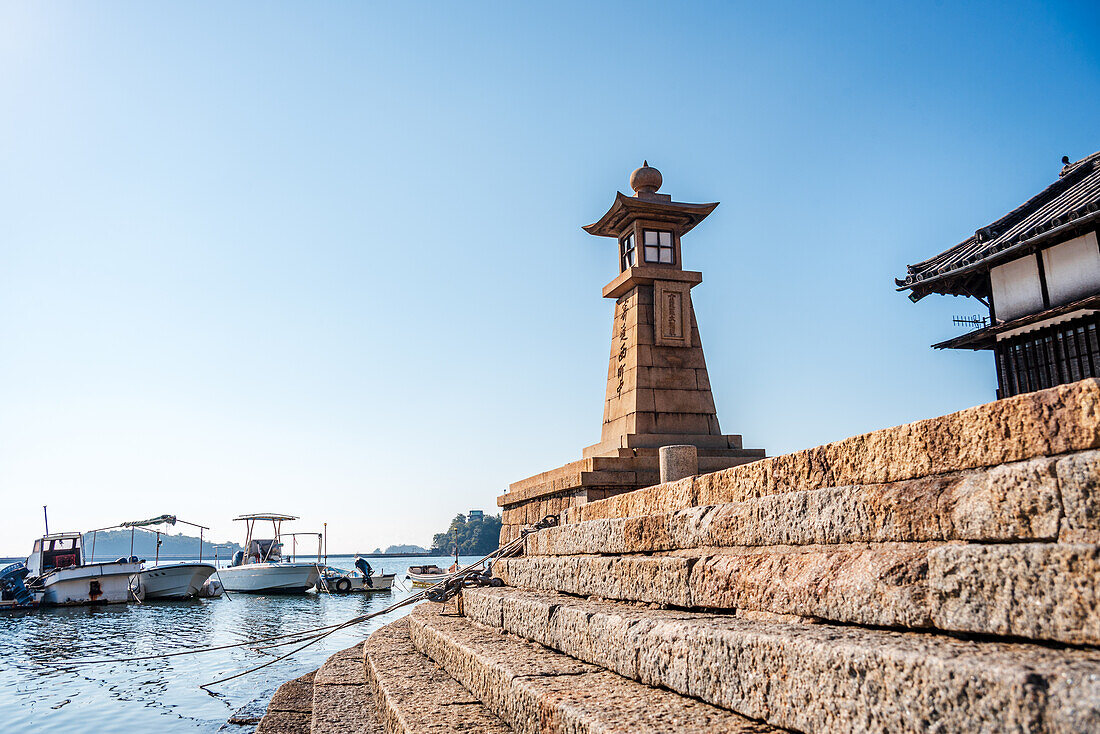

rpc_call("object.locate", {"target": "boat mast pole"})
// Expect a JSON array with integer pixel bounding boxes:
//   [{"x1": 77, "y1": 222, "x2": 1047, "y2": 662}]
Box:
[
  {"x1": 43, "y1": 505, "x2": 48, "y2": 535},
  {"x1": 130, "y1": 528, "x2": 135, "y2": 558},
  {"x1": 155, "y1": 529, "x2": 161, "y2": 565},
  {"x1": 323, "y1": 523, "x2": 328, "y2": 566},
  {"x1": 91, "y1": 530, "x2": 97, "y2": 562},
  {"x1": 199, "y1": 527, "x2": 203, "y2": 563}
]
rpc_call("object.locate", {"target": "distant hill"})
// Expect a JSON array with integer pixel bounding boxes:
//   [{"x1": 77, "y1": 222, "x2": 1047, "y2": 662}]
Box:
[
  {"x1": 430, "y1": 513, "x2": 502, "y2": 555},
  {"x1": 382, "y1": 544, "x2": 428, "y2": 554},
  {"x1": 83, "y1": 529, "x2": 242, "y2": 562}
]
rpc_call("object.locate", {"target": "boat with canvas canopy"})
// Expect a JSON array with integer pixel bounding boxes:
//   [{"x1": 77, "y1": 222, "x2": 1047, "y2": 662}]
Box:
[
  {"x1": 217, "y1": 513, "x2": 321, "y2": 593},
  {"x1": 103, "y1": 515, "x2": 218, "y2": 600}
]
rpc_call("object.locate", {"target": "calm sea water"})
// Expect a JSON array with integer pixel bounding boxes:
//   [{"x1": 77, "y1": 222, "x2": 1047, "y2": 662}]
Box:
[{"x1": 0, "y1": 554, "x2": 479, "y2": 732}]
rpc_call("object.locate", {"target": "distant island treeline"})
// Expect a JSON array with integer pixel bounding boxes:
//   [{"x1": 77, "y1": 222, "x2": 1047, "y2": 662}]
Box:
[
  {"x1": 368, "y1": 544, "x2": 429, "y2": 554},
  {"x1": 430, "y1": 513, "x2": 502, "y2": 556}
]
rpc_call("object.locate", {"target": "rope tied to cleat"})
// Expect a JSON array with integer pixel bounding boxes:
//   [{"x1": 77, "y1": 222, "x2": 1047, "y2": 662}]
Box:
[{"x1": 50, "y1": 514, "x2": 559, "y2": 690}]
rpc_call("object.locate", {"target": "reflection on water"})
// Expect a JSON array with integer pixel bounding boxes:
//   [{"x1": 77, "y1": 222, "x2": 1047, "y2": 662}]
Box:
[{"x1": 0, "y1": 555, "x2": 477, "y2": 732}]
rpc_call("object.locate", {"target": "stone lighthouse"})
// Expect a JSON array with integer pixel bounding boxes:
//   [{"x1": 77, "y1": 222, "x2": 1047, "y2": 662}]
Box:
[
  {"x1": 582, "y1": 161, "x2": 745, "y2": 457},
  {"x1": 497, "y1": 163, "x2": 765, "y2": 544}
]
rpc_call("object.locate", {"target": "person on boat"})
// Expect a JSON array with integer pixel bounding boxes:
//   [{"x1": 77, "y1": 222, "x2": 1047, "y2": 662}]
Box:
[{"x1": 354, "y1": 555, "x2": 373, "y2": 588}]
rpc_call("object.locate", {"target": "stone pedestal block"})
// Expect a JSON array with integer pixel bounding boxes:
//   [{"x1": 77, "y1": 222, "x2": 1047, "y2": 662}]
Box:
[{"x1": 659, "y1": 445, "x2": 698, "y2": 483}]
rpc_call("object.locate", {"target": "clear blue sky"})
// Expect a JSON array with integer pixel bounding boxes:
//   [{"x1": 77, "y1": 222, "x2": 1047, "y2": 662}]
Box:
[{"x1": 2, "y1": 1, "x2": 1098, "y2": 554}]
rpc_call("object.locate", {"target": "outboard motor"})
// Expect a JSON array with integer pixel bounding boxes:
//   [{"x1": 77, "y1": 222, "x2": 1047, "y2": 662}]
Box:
[
  {"x1": 0, "y1": 562, "x2": 35, "y2": 607},
  {"x1": 354, "y1": 556, "x2": 374, "y2": 587},
  {"x1": 232, "y1": 550, "x2": 245, "y2": 567}
]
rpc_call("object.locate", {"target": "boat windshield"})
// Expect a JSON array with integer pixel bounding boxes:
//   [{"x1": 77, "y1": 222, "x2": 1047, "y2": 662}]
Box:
[
  {"x1": 39, "y1": 537, "x2": 83, "y2": 571},
  {"x1": 247, "y1": 539, "x2": 282, "y2": 563}
]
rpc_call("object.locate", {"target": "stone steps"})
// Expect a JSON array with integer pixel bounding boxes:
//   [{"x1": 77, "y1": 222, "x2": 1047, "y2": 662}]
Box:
[
  {"x1": 565, "y1": 379, "x2": 1100, "y2": 524},
  {"x1": 464, "y1": 586, "x2": 1100, "y2": 734},
  {"x1": 256, "y1": 672, "x2": 314, "y2": 734},
  {"x1": 364, "y1": 617, "x2": 512, "y2": 733},
  {"x1": 500, "y1": 446, "x2": 1100, "y2": 646},
  {"x1": 310, "y1": 642, "x2": 382, "y2": 734},
  {"x1": 406, "y1": 601, "x2": 783, "y2": 733},
  {"x1": 256, "y1": 382, "x2": 1100, "y2": 733},
  {"x1": 494, "y1": 542, "x2": 1100, "y2": 644},
  {"x1": 532, "y1": 450, "x2": 1100, "y2": 556}
]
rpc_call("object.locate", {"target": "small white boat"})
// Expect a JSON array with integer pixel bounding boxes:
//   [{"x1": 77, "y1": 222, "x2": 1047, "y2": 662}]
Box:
[
  {"x1": 317, "y1": 565, "x2": 395, "y2": 593},
  {"x1": 133, "y1": 562, "x2": 217, "y2": 600},
  {"x1": 25, "y1": 533, "x2": 141, "y2": 606},
  {"x1": 406, "y1": 564, "x2": 452, "y2": 588},
  {"x1": 217, "y1": 513, "x2": 321, "y2": 594}
]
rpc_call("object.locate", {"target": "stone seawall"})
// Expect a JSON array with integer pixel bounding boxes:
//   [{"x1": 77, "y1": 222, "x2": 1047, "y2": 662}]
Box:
[{"x1": 257, "y1": 378, "x2": 1100, "y2": 733}]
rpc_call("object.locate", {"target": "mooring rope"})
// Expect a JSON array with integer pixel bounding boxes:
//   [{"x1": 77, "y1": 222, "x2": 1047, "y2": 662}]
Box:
[
  {"x1": 199, "y1": 592, "x2": 427, "y2": 689},
  {"x1": 52, "y1": 516, "x2": 554, "y2": 689}
]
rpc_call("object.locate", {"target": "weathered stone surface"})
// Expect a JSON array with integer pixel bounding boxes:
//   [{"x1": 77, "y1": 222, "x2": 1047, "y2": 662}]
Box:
[
  {"x1": 255, "y1": 673, "x2": 315, "y2": 734},
  {"x1": 494, "y1": 554, "x2": 695, "y2": 607},
  {"x1": 364, "y1": 617, "x2": 511, "y2": 733},
  {"x1": 690, "y1": 545, "x2": 933, "y2": 627},
  {"x1": 660, "y1": 444, "x2": 699, "y2": 483},
  {"x1": 464, "y1": 587, "x2": 1100, "y2": 734},
  {"x1": 266, "y1": 672, "x2": 314, "y2": 713},
  {"x1": 407, "y1": 602, "x2": 780, "y2": 733},
  {"x1": 532, "y1": 453, "x2": 1077, "y2": 555},
  {"x1": 308, "y1": 642, "x2": 383, "y2": 734},
  {"x1": 570, "y1": 379, "x2": 1100, "y2": 523},
  {"x1": 313, "y1": 642, "x2": 365, "y2": 685},
  {"x1": 940, "y1": 455, "x2": 1063, "y2": 540},
  {"x1": 254, "y1": 710, "x2": 310, "y2": 734},
  {"x1": 312, "y1": 683, "x2": 381, "y2": 734},
  {"x1": 930, "y1": 543, "x2": 1100, "y2": 645},
  {"x1": 504, "y1": 541, "x2": 1100, "y2": 637},
  {"x1": 499, "y1": 546, "x2": 933, "y2": 628},
  {"x1": 1059, "y1": 450, "x2": 1100, "y2": 542}
]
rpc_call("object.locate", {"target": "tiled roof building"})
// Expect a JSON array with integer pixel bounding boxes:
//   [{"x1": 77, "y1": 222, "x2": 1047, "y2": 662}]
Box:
[{"x1": 898, "y1": 151, "x2": 1100, "y2": 397}]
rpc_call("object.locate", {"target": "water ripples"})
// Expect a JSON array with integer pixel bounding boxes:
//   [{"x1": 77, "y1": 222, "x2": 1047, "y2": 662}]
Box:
[{"x1": 0, "y1": 556, "x2": 465, "y2": 732}]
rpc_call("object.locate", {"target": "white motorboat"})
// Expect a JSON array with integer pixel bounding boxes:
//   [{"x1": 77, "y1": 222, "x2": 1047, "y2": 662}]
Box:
[
  {"x1": 25, "y1": 533, "x2": 141, "y2": 606},
  {"x1": 217, "y1": 513, "x2": 321, "y2": 594},
  {"x1": 133, "y1": 562, "x2": 217, "y2": 600},
  {"x1": 86, "y1": 514, "x2": 220, "y2": 601}
]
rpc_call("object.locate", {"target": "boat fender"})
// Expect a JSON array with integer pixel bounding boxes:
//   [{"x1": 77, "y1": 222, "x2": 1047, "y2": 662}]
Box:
[
  {"x1": 335, "y1": 577, "x2": 352, "y2": 593},
  {"x1": 199, "y1": 578, "x2": 223, "y2": 598}
]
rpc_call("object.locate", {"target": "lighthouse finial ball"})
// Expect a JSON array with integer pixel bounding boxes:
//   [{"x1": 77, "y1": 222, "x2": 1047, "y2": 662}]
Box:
[{"x1": 630, "y1": 161, "x2": 662, "y2": 196}]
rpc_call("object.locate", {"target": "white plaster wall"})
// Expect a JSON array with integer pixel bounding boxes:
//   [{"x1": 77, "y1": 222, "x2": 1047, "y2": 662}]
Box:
[
  {"x1": 1042, "y1": 231, "x2": 1100, "y2": 307},
  {"x1": 991, "y1": 255, "x2": 1044, "y2": 321}
]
